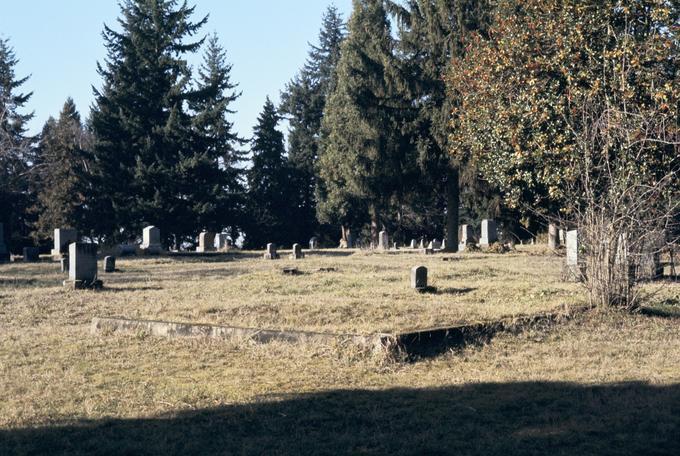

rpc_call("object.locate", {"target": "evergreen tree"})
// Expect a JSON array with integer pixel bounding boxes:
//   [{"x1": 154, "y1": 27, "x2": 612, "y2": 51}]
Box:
[
  {"x1": 245, "y1": 98, "x2": 293, "y2": 248},
  {"x1": 32, "y1": 99, "x2": 92, "y2": 240},
  {"x1": 0, "y1": 37, "x2": 35, "y2": 249},
  {"x1": 279, "y1": 6, "x2": 345, "y2": 244},
  {"x1": 317, "y1": 0, "x2": 415, "y2": 246},
  {"x1": 388, "y1": 0, "x2": 493, "y2": 248},
  {"x1": 189, "y1": 34, "x2": 246, "y2": 240},
  {"x1": 90, "y1": 0, "x2": 208, "y2": 246}
]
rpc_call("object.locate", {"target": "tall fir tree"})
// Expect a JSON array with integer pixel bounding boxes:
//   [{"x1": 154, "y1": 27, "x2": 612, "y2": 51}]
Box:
[
  {"x1": 32, "y1": 99, "x2": 92, "y2": 240},
  {"x1": 388, "y1": 0, "x2": 493, "y2": 248},
  {"x1": 89, "y1": 0, "x2": 209, "y2": 246},
  {"x1": 279, "y1": 6, "x2": 345, "y2": 244},
  {"x1": 188, "y1": 34, "x2": 246, "y2": 240},
  {"x1": 0, "y1": 37, "x2": 35, "y2": 249},
  {"x1": 317, "y1": 0, "x2": 416, "y2": 246},
  {"x1": 245, "y1": 98, "x2": 293, "y2": 249}
]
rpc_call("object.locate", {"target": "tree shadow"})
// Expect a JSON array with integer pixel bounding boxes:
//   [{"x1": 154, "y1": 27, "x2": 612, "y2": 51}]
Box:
[
  {"x1": 434, "y1": 287, "x2": 477, "y2": 295},
  {"x1": 1, "y1": 382, "x2": 677, "y2": 455}
]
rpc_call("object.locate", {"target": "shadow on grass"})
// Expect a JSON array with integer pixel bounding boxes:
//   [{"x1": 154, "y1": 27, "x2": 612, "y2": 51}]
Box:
[
  {"x1": 1, "y1": 382, "x2": 677, "y2": 455},
  {"x1": 434, "y1": 287, "x2": 477, "y2": 295}
]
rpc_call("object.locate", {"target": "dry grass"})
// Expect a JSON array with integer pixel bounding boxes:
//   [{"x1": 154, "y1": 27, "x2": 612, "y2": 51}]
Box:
[
  {"x1": 0, "y1": 247, "x2": 587, "y2": 334},
  {"x1": 0, "y1": 247, "x2": 678, "y2": 454}
]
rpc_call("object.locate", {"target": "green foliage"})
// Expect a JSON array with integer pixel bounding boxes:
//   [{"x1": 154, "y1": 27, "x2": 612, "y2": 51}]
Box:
[
  {"x1": 0, "y1": 37, "x2": 35, "y2": 248},
  {"x1": 280, "y1": 6, "x2": 345, "y2": 243},
  {"x1": 448, "y1": 0, "x2": 679, "y2": 215},
  {"x1": 317, "y1": 0, "x2": 416, "y2": 243},
  {"x1": 32, "y1": 99, "x2": 92, "y2": 240},
  {"x1": 89, "y1": 0, "x2": 245, "y2": 247},
  {"x1": 245, "y1": 98, "x2": 294, "y2": 248}
]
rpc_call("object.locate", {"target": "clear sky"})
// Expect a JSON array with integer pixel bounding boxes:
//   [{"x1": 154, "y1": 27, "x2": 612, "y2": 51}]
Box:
[{"x1": 0, "y1": 0, "x2": 353, "y2": 139}]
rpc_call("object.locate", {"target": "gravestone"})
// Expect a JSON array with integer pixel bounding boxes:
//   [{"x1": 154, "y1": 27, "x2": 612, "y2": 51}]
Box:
[
  {"x1": 548, "y1": 223, "x2": 558, "y2": 250},
  {"x1": 441, "y1": 239, "x2": 447, "y2": 251},
  {"x1": 458, "y1": 225, "x2": 474, "y2": 251},
  {"x1": 411, "y1": 266, "x2": 428, "y2": 291},
  {"x1": 565, "y1": 230, "x2": 584, "y2": 281},
  {"x1": 480, "y1": 219, "x2": 498, "y2": 247},
  {"x1": 410, "y1": 239, "x2": 417, "y2": 249},
  {"x1": 51, "y1": 228, "x2": 78, "y2": 258},
  {"x1": 216, "y1": 234, "x2": 231, "y2": 251},
  {"x1": 23, "y1": 247, "x2": 39, "y2": 262},
  {"x1": 141, "y1": 226, "x2": 162, "y2": 254},
  {"x1": 60, "y1": 257, "x2": 69, "y2": 273},
  {"x1": 559, "y1": 229, "x2": 566, "y2": 246},
  {"x1": 64, "y1": 242, "x2": 102, "y2": 289},
  {"x1": 264, "y1": 243, "x2": 279, "y2": 260},
  {"x1": 429, "y1": 239, "x2": 442, "y2": 250},
  {"x1": 419, "y1": 238, "x2": 426, "y2": 249},
  {"x1": 197, "y1": 231, "x2": 216, "y2": 253},
  {"x1": 290, "y1": 243, "x2": 304, "y2": 260},
  {"x1": 309, "y1": 237, "x2": 318, "y2": 250},
  {"x1": 104, "y1": 256, "x2": 116, "y2": 273},
  {"x1": 378, "y1": 231, "x2": 389, "y2": 250},
  {"x1": 0, "y1": 223, "x2": 8, "y2": 263}
]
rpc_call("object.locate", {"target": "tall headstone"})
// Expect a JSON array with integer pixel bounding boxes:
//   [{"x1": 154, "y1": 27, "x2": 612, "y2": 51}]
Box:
[
  {"x1": 548, "y1": 223, "x2": 558, "y2": 250},
  {"x1": 441, "y1": 238, "x2": 447, "y2": 251},
  {"x1": 0, "y1": 223, "x2": 8, "y2": 263},
  {"x1": 378, "y1": 231, "x2": 389, "y2": 250},
  {"x1": 419, "y1": 238, "x2": 426, "y2": 249},
  {"x1": 411, "y1": 266, "x2": 428, "y2": 291},
  {"x1": 51, "y1": 228, "x2": 78, "y2": 258},
  {"x1": 290, "y1": 243, "x2": 304, "y2": 260},
  {"x1": 458, "y1": 225, "x2": 474, "y2": 251},
  {"x1": 566, "y1": 230, "x2": 583, "y2": 281},
  {"x1": 264, "y1": 243, "x2": 279, "y2": 260},
  {"x1": 64, "y1": 243, "x2": 102, "y2": 289},
  {"x1": 60, "y1": 257, "x2": 69, "y2": 273},
  {"x1": 410, "y1": 239, "x2": 417, "y2": 249},
  {"x1": 309, "y1": 237, "x2": 318, "y2": 250},
  {"x1": 559, "y1": 229, "x2": 566, "y2": 246},
  {"x1": 480, "y1": 219, "x2": 498, "y2": 247},
  {"x1": 141, "y1": 226, "x2": 162, "y2": 255},
  {"x1": 23, "y1": 247, "x2": 39, "y2": 262},
  {"x1": 197, "y1": 231, "x2": 216, "y2": 253},
  {"x1": 216, "y1": 234, "x2": 231, "y2": 251},
  {"x1": 104, "y1": 256, "x2": 116, "y2": 273}
]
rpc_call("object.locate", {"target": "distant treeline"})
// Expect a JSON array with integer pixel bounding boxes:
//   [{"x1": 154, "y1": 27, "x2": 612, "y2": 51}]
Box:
[{"x1": 1, "y1": 0, "x2": 676, "y2": 251}]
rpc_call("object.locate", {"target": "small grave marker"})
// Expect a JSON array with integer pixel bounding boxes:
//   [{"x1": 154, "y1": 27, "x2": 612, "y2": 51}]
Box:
[{"x1": 411, "y1": 266, "x2": 428, "y2": 291}]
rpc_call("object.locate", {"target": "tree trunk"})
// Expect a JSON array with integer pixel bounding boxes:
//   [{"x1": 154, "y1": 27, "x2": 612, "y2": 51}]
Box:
[{"x1": 444, "y1": 168, "x2": 460, "y2": 252}]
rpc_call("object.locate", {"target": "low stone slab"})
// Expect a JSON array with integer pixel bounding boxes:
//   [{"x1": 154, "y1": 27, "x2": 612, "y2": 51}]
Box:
[{"x1": 91, "y1": 317, "x2": 391, "y2": 353}]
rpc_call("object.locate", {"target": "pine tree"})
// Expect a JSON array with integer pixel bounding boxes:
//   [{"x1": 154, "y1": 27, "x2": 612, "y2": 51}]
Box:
[
  {"x1": 188, "y1": 34, "x2": 246, "y2": 240},
  {"x1": 245, "y1": 98, "x2": 293, "y2": 249},
  {"x1": 0, "y1": 37, "x2": 35, "y2": 248},
  {"x1": 317, "y1": 0, "x2": 416, "y2": 246},
  {"x1": 279, "y1": 6, "x2": 345, "y2": 244},
  {"x1": 388, "y1": 0, "x2": 493, "y2": 249},
  {"x1": 90, "y1": 0, "x2": 208, "y2": 246},
  {"x1": 33, "y1": 99, "x2": 92, "y2": 239}
]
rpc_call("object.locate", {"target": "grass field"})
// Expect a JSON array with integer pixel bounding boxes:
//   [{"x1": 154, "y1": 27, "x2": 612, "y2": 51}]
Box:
[{"x1": 0, "y1": 247, "x2": 678, "y2": 454}]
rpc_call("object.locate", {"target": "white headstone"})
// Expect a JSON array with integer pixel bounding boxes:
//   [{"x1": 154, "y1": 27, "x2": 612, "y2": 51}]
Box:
[
  {"x1": 264, "y1": 243, "x2": 279, "y2": 260},
  {"x1": 52, "y1": 228, "x2": 78, "y2": 258},
  {"x1": 309, "y1": 237, "x2": 318, "y2": 250},
  {"x1": 290, "y1": 243, "x2": 304, "y2": 260},
  {"x1": 378, "y1": 231, "x2": 389, "y2": 250},
  {"x1": 458, "y1": 225, "x2": 474, "y2": 251},
  {"x1": 410, "y1": 239, "x2": 417, "y2": 249},
  {"x1": 548, "y1": 223, "x2": 558, "y2": 250},
  {"x1": 65, "y1": 242, "x2": 101, "y2": 289},
  {"x1": 480, "y1": 219, "x2": 498, "y2": 247},
  {"x1": 141, "y1": 226, "x2": 162, "y2": 254},
  {"x1": 197, "y1": 231, "x2": 216, "y2": 253}
]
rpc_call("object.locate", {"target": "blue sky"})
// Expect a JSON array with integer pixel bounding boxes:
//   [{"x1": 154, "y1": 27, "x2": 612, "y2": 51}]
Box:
[{"x1": 0, "y1": 0, "x2": 353, "y2": 139}]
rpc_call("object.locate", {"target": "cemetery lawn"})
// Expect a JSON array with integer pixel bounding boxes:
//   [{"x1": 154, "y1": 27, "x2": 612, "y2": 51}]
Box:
[
  {"x1": 0, "y1": 247, "x2": 588, "y2": 336},
  {"x1": 1, "y1": 248, "x2": 678, "y2": 454}
]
